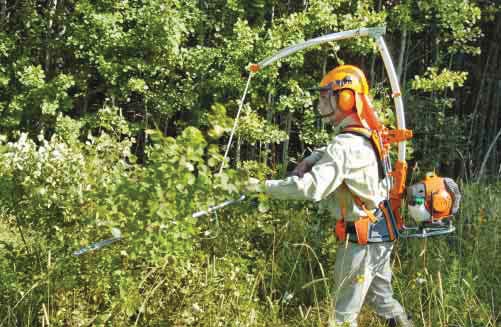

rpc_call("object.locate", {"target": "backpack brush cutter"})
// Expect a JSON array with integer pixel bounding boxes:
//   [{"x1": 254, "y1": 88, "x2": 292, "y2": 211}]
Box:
[
  {"x1": 196, "y1": 26, "x2": 463, "y2": 239},
  {"x1": 73, "y1": 26, "x2": 462, "y2": 256}
]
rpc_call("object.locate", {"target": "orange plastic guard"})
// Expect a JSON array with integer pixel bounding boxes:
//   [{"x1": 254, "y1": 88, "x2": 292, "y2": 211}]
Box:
[{"x1": 390, "y1": 160, "x2": 408, "y2": 229}]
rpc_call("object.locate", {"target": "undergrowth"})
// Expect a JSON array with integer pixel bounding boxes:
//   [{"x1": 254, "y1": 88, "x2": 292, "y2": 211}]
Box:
[{"x1": 0, "y1": 129, "x2": 499, "y2": 326}]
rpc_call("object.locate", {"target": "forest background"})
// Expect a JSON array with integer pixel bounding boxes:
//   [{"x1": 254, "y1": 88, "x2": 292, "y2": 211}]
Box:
[{"x1": 0, "y1": 0, "x2": 500, "y2": 326}]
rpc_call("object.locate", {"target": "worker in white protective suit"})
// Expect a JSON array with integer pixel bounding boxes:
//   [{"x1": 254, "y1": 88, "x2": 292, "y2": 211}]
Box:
[{"x1": 249, "y1": 65, "x2": 413, "y2": 327}]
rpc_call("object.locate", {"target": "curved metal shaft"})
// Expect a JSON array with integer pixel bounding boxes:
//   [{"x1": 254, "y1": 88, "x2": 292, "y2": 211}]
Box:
[
  {"x1": 374, "y1": 36, "x2": 406, "y2": 161},
  {"x1": 254, "y1": 25, "x2": 406, "y2": 161},
  {"x1": 257, "y1": 27, "x2": 386, "y2": 68}
]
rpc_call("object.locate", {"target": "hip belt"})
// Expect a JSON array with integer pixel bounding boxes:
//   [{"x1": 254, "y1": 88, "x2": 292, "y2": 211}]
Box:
[{"x1": 335, "y1": 200, "x2": 399, "y2": 244}]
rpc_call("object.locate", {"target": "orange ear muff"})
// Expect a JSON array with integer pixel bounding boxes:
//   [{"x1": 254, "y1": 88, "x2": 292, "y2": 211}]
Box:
[{"x1": 337, "y1": 89, "x2": 356, "y2": 112}]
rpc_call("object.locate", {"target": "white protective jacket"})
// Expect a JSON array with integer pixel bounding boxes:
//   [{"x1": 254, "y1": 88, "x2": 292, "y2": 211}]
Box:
[{"x1": 264, "y1": 132, "x2": 390, "y2": 222}]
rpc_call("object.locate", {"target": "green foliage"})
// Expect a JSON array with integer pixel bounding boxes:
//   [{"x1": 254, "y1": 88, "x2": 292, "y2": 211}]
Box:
[
  {"x1": 417, "y1": 0, "x2": 482, "y2": 55},
  {"x1": 5, "y1": 66, "x2": 75, "y2": 131},
  {"x1": 299, "y1": 108, "x2": 331, "y2": 146},
  {"x1": 411, "y1": 67, "x2": 468, "y2": 92},
  {"x1": 237, "y1": 106, "x2": 288, "y2": 145},
  {"x1": 0, "y1": 0, "x2": 497, "y2": 326},
  {"x1": 206, "y1": 103, "x2": 234, "y2": 140},
  {"x1": 408, "y1": 67, "x2": 468, "y2": 170},
  {"x1": 407, "y1": 95, "x2": 466, "y2": 169},
  {"x1": 0, "y1": 125, "x2": 254, "y2": 325}
]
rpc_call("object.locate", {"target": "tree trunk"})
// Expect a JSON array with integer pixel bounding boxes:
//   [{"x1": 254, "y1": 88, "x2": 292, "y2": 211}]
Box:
[
  {"x1": 477, "y1": 126, "x2": 501, "y2": 182},
  {"x1": 236, "y1": 135, "x2": 241, "y2": 165},
  {"x1": 468, "y1": 46, "x2": 494, "y2": 145},
  {"x1": 468, "y1": 17, "x2": 501, "y2": 149},
  {"x1": 402, "y1": 35, "x2": 411, "y2": 98},
  {"x1": 164, "y1": 117, "x2": 169, "y2": 136},
  {"x1": 370, "y1": 0, "x2": 383, "y2": 87},
  {"x1": 45, "y1": 0, "x2": 58, "y2": 77},
  {"x1": 396, "y1": 27, "x2": 407, "y2": 83},
  {"x1": 474, "y1": 80, "x2": 495, "y2": 170},
  {"x1": 281, "y1": 111, "x2": 293, "y2": 177},
  {"x1": 265, "y1": 91, "x2": 274, "y2": 164},
  {"x1": 481, "y1": 79, "x2": 496, "y2": 167},
  {"x1": 319, "y1": 56, "x2": 327, "y2": 130},
  {"x1": 489, "y1": 81, "x2": 501, "y2": 175},
  {"x1": 83, "y1": 92, "x2": 89, "y2": 115},
  {"x1": 0, "y1": 0, "x2": 6, "y2": 23}
]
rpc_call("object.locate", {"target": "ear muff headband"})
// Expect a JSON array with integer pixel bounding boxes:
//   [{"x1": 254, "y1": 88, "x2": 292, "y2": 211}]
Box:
[{"x1": 337, "y1": 89, "x2": 355, "y2": 112}]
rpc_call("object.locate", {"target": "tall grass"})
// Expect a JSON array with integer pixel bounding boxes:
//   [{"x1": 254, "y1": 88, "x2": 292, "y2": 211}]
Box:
[
  {"x1": 1, "y1": 183, "x2": 500, "y2": 326},
  {"x1": 248, "y1": 182, "x2": 501, "y2": 326}
]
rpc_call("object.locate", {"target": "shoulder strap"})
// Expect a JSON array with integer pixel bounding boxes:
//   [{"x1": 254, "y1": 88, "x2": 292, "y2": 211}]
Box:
[
  {"x1": 340, "y1": 126, "x2": 387, "y2": 180},
  {"x1": 340, "y1": 127, "x2": 387, "y2": 222}
]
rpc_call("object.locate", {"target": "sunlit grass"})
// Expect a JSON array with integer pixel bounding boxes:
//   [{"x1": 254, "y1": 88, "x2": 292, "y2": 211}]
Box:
[
  {"x1": 1, "y1": 183, "x2": 500, "y2": 326},
  {"x1": 252, "y1": 182, "x2": 501, "y2": 326}
]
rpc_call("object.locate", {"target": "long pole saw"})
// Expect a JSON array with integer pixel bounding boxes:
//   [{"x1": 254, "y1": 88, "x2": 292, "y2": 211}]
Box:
[
  {"x1": 73, "y1": 227, "x2": 122, "y2": 256},
  {"x1": 192, "y1": 195, "x2": 246, "y2": 218}
]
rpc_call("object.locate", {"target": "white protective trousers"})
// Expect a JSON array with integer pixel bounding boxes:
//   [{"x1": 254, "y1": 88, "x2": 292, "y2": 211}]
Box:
[
  {"x1": 330, "y1": 241, "x2": 405, "y2": 327},
  {"x1": 264, "y1": 125, "x2": 410, "y2": 326}
]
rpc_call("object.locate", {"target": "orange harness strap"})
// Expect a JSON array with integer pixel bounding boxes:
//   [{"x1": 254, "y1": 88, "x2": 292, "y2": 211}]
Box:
[
  {"x1": 341, "y1": 126, "x2": 387, "y2": 180},
  {"x1": 334, "y1": 127, "x2": 390, "y2": 244},
  {"x1": 336, "y1": 185, "x2": 349, "y2": 242},
  {"x1": 334, "y1": 182, "x2": 378, "y2": 245},
  {"x1": 352, "y1": 195, "x2": 378, "y2": 223},
  {"x1": 339, "y1": 126, "x2": 383, "y2": 225}
]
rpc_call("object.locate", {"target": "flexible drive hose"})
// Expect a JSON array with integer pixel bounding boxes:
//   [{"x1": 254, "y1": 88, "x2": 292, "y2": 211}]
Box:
[{"x1": 218, "y1": 73, "x2": 254, "y2": 174}]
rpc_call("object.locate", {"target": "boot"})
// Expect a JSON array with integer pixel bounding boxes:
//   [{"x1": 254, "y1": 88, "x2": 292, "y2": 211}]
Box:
[{"x1": 385, "y1": 313, "x2": 414, "y2": 327}]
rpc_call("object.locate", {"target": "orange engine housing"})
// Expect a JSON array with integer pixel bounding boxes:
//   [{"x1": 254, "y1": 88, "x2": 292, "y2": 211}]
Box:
[{"x1": 422, "y1": 174, "x2": 453, "y2": 220}]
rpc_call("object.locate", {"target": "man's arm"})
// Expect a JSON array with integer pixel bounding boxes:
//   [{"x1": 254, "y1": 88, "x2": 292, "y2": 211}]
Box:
[
  {"x1": 265, "y1": 143, "x2": 345, "y2": 201},
  {"x1": 290, "y1": 147, "x2": 326, "y2": 177}
]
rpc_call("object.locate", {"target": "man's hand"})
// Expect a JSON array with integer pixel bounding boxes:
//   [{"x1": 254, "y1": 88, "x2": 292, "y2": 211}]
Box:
[
  {"x1": 245, "y1": 177, "x2": 265, "y2": 193},
  {"x1": 290, "y1": 159, "x2": 313, "y2": 177}
]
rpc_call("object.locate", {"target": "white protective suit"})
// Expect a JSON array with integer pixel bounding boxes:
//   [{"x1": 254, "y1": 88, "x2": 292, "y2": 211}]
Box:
[{"x1": 264, "y1": 131, "x2": 411, "y2": 327}]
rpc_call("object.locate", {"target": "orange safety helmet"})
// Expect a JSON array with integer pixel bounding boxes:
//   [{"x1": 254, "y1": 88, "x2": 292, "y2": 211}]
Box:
[{"x1": 318, "y1": 65, "x2": 382, "y2": 130}]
